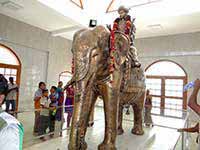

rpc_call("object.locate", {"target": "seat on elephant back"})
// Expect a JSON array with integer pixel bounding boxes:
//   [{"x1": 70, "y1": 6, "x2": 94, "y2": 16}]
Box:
[{"x1": 120, "y1": 60, "x2": 146, "y2": 93}]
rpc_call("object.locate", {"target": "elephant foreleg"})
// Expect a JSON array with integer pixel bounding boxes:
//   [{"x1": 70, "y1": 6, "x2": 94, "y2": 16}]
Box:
[
  {"x1": 131, "y1": 92, "x2": 145, "y2": 135},
  {"x1": 68, "y1": 84, "x2": 98, "y2": 150},
  {"x1": 98, "y1": 86, "x2": 119, "y2": 150},
  {"x1": 117, "y1": 104, "x2": 124, "y2": 135},
  {"x1": 98, "y1": 71, "x2": 122, "y2": 150}
]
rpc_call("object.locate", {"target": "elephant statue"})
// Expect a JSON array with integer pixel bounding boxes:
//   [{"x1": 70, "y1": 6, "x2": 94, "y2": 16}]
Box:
[{"x1": 67, "y1": 25, "x2": 145, "y2": 150}]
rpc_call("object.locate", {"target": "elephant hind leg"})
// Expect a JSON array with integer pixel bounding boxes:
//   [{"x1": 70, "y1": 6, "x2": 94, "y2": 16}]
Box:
[
  {"x1": 131, "y1": 92, "x2": 145, "y2": 135},
  {"x1": 117, "y1": 104, "x2": 124, "y2": 135}
]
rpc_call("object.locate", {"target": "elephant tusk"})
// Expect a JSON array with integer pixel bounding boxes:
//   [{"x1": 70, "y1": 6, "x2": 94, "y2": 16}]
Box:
[{"x1": 64, "y1": 76, "x2": 76, "y2": 90}]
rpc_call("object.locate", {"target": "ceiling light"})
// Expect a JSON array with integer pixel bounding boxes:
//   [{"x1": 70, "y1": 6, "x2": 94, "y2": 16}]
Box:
[{"x1": 89, "y1": 19, "x2": 97, "y2": 28}]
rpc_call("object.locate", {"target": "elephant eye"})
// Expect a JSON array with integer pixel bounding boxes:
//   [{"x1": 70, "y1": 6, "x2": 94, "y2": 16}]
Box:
[
  {"x1": 92, "y1": 53, "x2": 99, "y2": 58},
  {"x1": 92, "y1": 46, "x2": 97, "y2": 50},
  {"x1": 91, "y1": 47, "x2": 99, "y2": 58}
]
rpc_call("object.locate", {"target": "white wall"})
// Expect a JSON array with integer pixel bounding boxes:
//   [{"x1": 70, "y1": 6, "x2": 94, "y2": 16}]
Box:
[
  {"x1": 135, "y1": 32, "x2": 200, "y2": 106},
  {"x1": 0, "y1": 14, "x2": 72, "y2": 110},
  {"x1": 1, "y1": 12, "x2": 200, "y2": 112}
]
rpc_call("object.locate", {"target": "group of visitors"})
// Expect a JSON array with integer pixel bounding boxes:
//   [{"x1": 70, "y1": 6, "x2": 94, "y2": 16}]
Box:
[{"x1": 33, "y1": 81, "x2": 74, "y2": 141}]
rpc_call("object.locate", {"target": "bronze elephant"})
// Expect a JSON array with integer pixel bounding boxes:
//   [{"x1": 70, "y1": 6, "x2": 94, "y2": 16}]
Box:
[{"x1": 67, "y1": 26, "x2": 146, "y2": 150}]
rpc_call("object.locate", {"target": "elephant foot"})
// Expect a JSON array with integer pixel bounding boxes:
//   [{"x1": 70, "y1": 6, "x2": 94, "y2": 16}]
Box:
[
  {"x1": 131, "y1": 126, "x2": 144, "y2": 135},
  {"x1": 68, "y1": 139, "x2": 87, "y2": 150},
  {"x1": 117, "y1": 127, "x2": 124, "y2": 135},
  {"x1": 88, "y1": 121, "x2": 94, "y2": 127},
  {"x1": 98, "y1": 142, "x2": 117, "y2": 150}
]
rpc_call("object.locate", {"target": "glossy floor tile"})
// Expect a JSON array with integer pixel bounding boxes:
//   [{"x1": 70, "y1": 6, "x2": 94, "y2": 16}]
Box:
[{"x1": 20, "y1": 107, "x2": 199, "y2": 150}]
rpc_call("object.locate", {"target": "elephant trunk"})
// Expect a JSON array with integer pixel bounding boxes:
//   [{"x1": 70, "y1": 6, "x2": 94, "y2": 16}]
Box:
[
  {"x1": 64, "y1": 47, "x2": 94, "y2": 89},
  {"x1": 68, "y1": 47, "x2": 98, "y2": 150}
]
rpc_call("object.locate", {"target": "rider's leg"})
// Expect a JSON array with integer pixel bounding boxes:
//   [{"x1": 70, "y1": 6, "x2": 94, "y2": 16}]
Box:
[{"x1": 128, "y1": 46, "x2": 141, "y2": 68}]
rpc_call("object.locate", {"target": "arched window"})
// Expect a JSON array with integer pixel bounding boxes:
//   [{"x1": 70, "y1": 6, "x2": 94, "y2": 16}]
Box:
[
  {"x1": 59, "y1": 71, "x2": 72, "y2": 103},
  {"x1": 59, "y1": 71, "x2": 72, "y2": 86},
  {"x1": 145, "y1": 60, "x2": 187, "y2": 117},
  {"x1": 0, "y1": 44, "x2": 21, "y2": 110}
]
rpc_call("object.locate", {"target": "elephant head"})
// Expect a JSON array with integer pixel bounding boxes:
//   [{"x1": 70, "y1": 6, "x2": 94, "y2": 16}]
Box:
[
  {"x1": 67, "y1": 28, "x2": 130, "y2": 87},
  {"x1": 73, "y1": 26, "x2": 110, "y2": 82}
]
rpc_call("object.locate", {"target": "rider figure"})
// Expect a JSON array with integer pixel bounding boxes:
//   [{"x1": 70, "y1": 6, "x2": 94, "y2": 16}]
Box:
[{"x1": 113, "y1": 6, "x2": 141, "y2": 68}]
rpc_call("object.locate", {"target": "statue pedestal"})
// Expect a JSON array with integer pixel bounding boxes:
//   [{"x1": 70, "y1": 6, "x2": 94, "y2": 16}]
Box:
[
  {"x1": 116, "y1": 127, "x2": 156, "y2": 150},
  {"x1": 25, "y1": 108, "x2": 188, "y2": 150},
  {"x1": 85, "y1": 123, "x2": 156, "y2": 150}
]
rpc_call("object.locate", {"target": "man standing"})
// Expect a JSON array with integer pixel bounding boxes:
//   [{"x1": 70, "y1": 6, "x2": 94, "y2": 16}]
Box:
[
  {"x1": 0, "y1": 74, "x2": 8, "y2": 105},
  {"x1": 6, "y1": 77, "x2": 18, "y2": 115},
  {"x1": 0, "y1": 74, "x2": 24, "y2": 150},
  {"x1": 144, "y1": 90, "x2": 153, "y2": 127},
  {"x1": 113, "y1": 6, "x2": 141, "y2": 68},
  {"x1": 33, "y1": 82, "x2": 46, "y2": 135}
]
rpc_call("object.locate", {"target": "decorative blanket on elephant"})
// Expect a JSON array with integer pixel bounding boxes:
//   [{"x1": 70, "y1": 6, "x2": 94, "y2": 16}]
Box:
[{"x1": 121, "y1": 62, "x2": 146, "y2": 93}]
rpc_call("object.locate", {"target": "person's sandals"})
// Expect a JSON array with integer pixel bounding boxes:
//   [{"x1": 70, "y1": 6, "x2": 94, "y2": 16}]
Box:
[{"x1": 40, "y1": 137, "x2": 47, "y2": 141}]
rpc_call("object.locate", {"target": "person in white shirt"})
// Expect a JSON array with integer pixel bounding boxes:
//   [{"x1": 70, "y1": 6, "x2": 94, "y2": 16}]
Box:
[{"x1": 5, "y1": 77, "x2": 18, "y2": 115}]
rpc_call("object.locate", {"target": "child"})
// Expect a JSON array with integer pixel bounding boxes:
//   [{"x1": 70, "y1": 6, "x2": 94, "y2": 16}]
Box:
[
  {"x1": 49, "y1": 86, "x2": 58, "y2": 137},
  {"x1": 38, "y1": 89, "x2": 50, "y2": 141},
  {"x1": 56, "y1": 81, "x2": 64, "y2": 136},
  {"x1": 65, "y1": 85, "x2": 74, "y2": 127},
  {"x1": 56, "y1": 82, "x2": 64, "y2": 122}
]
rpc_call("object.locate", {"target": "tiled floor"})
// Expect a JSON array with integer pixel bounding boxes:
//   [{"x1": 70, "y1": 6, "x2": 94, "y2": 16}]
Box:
[{"x1": 18, "y1": 107, "x2": 199, "y2": 150}]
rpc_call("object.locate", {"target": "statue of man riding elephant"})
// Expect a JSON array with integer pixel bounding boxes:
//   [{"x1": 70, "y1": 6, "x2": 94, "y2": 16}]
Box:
[{"x1": 66, "y1": 6, "x2": 146, "y2": 150}]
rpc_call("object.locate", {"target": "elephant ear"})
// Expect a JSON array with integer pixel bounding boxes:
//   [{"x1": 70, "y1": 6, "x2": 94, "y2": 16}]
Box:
[
  {"x1": 114, "y1": 32, "x2": 130, "y2": 65},
  {"x1": 114, "y1": 32, "x2": 130, "y2": 57},
  {"x1": 71, "y1": 29, "x2": 92, "y2": 82},
  {"x1": 71, "y1": 29, "x2": 87, "y2": 54},
  {"x1": 71, "y1": 26, "x2": 110, "y2": 82}
]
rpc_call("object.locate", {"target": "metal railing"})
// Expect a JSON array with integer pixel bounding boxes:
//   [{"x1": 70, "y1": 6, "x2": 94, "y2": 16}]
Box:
[{"x1": 2, "y1": 105, "x2": 190, "y2": 149}]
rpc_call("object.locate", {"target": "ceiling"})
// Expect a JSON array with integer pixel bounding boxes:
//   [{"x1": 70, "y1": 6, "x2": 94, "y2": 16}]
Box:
[
  {"x1": 0, "y1": 0, "x2": 200, "y2": 40},
  {"x1": 0, "y1": 0, "x2": 81, "y2": 38}
]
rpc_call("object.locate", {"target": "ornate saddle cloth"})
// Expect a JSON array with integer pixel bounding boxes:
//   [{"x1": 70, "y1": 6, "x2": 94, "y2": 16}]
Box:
[{"x1": 121, "y1": 61, "x2": 146, "y2": 93}]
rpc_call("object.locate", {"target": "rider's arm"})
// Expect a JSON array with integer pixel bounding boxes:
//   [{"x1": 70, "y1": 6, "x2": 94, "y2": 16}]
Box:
[
  {"x1": 125, "y1": 15, "x2": 132, "y2": 35},
  {"x1": 188, "y1": 79, "x2": 200, "y2": 116},
  {"x1": 113, "y1": 18, "x2": 119, "y2": 31}
]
